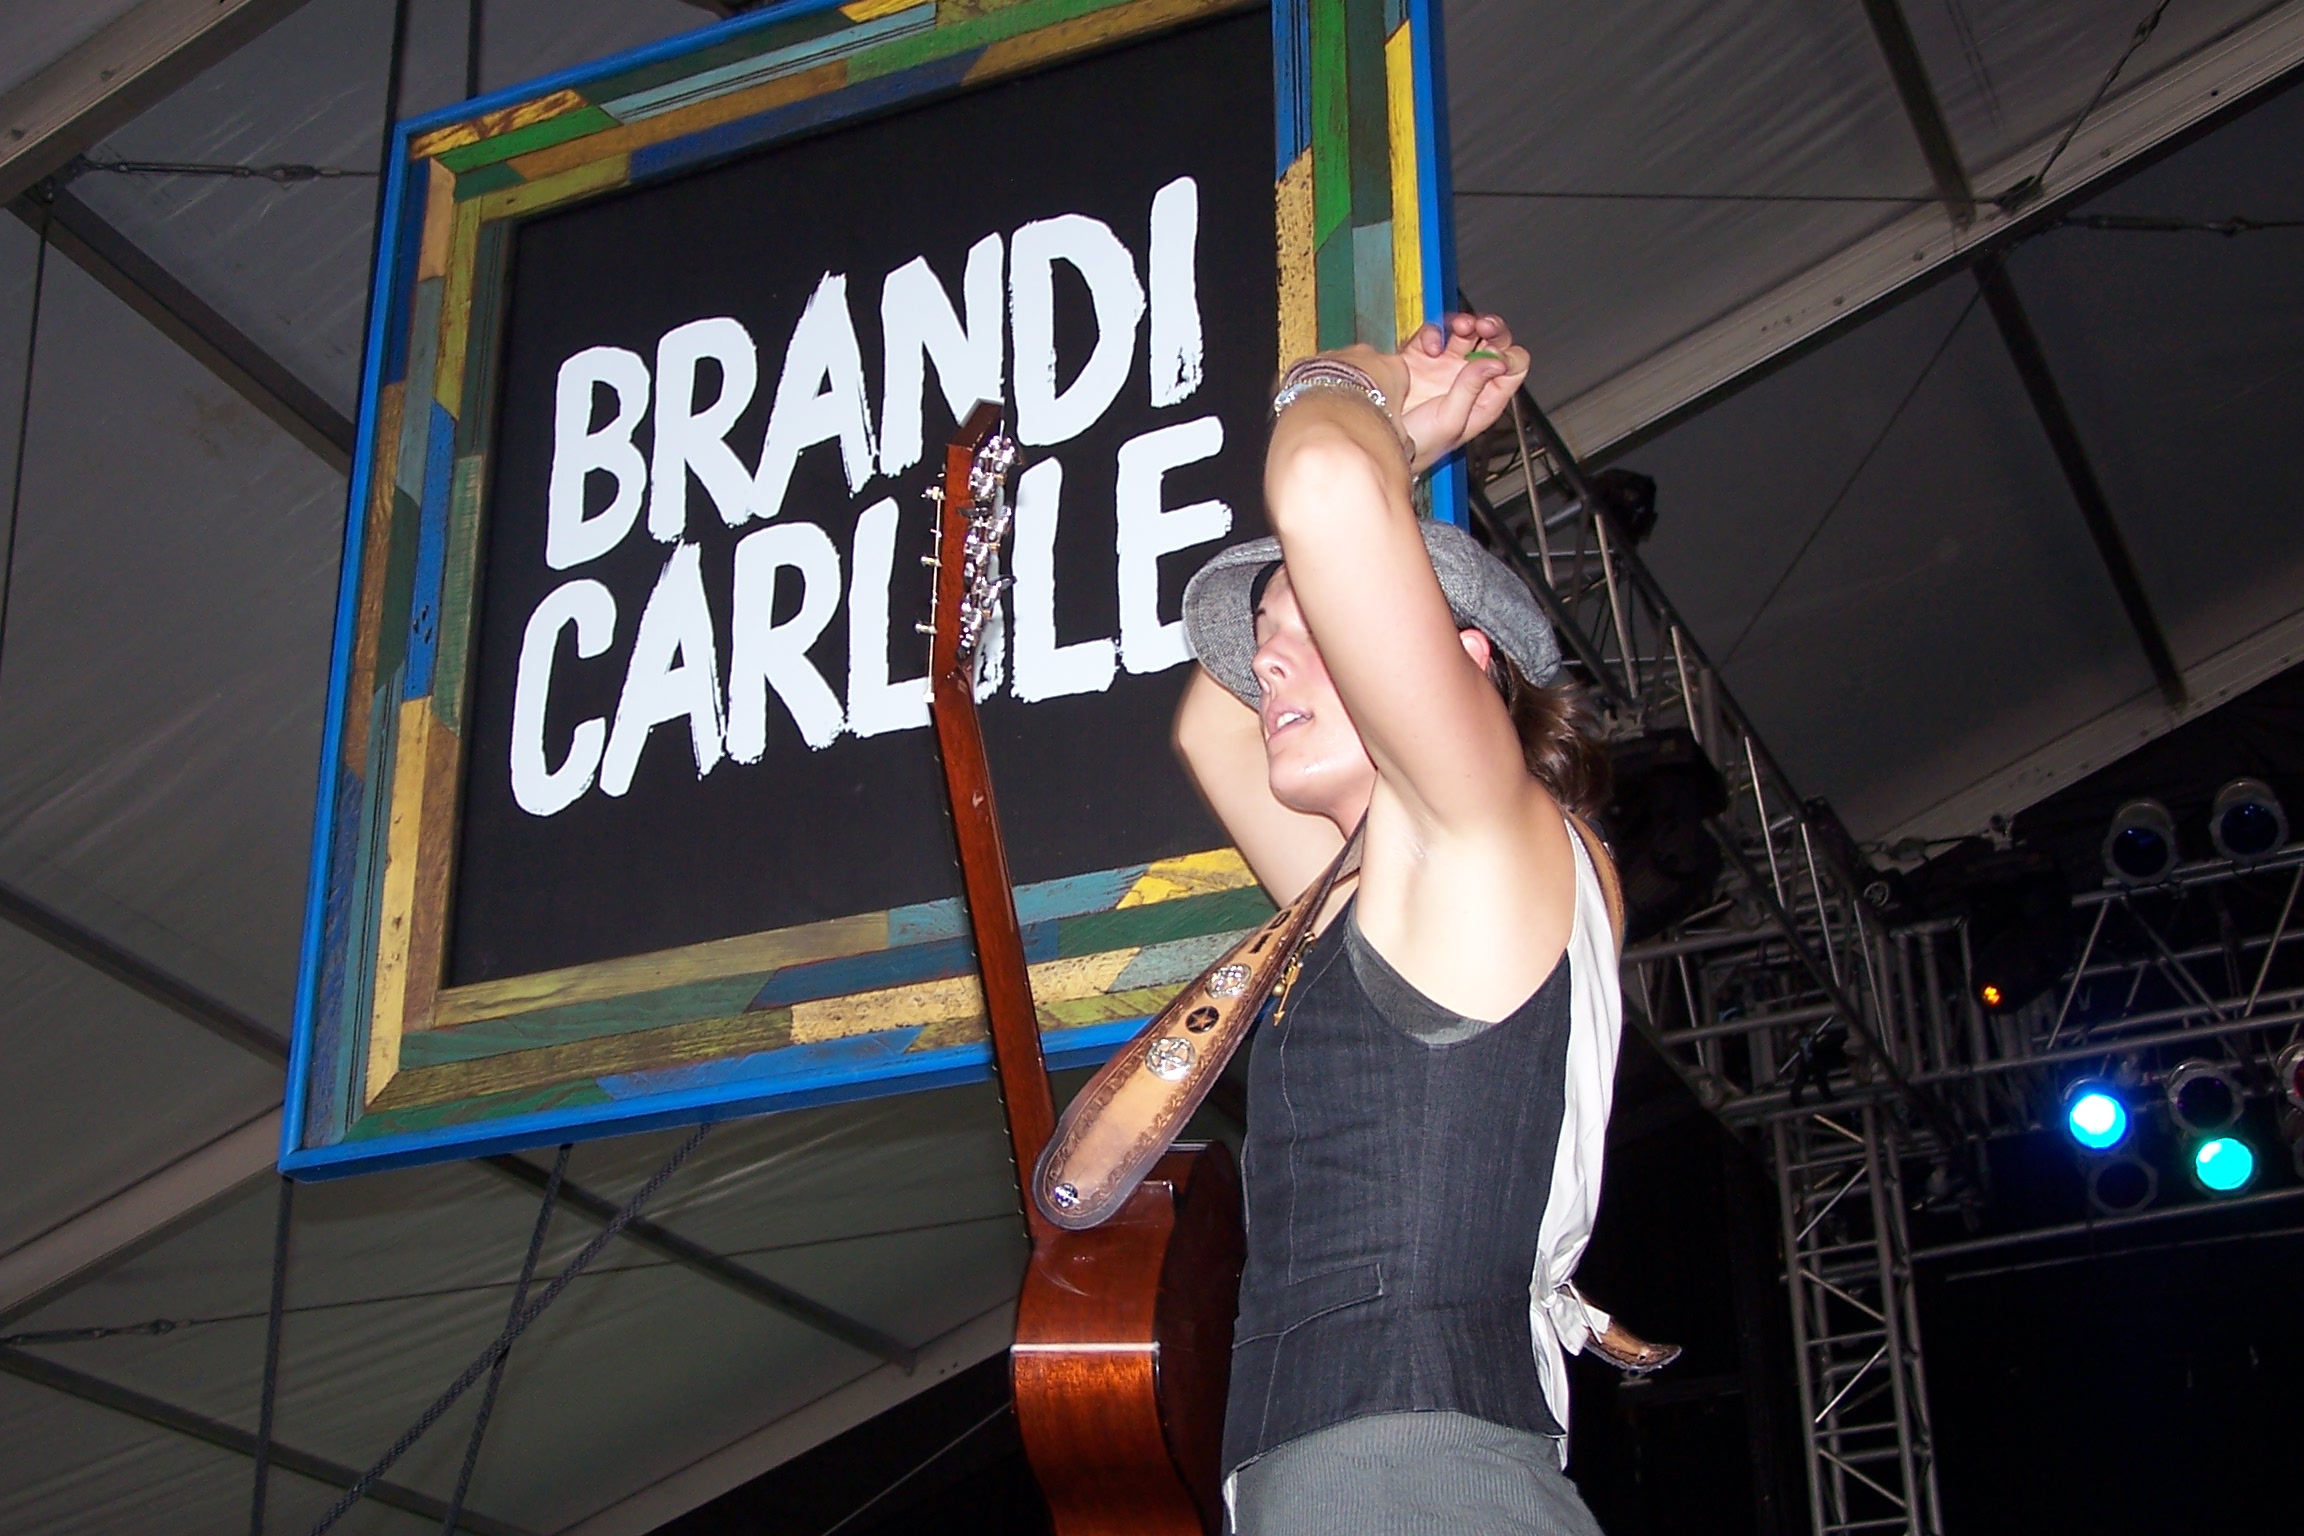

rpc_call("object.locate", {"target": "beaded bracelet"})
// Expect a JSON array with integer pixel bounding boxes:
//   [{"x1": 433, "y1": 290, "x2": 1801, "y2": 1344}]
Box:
[{"x1": 1271, "y1": 357, "x2": 1417, "y2": 466}]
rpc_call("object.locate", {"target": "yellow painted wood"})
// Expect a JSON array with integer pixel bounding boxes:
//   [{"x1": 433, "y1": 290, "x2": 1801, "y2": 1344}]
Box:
[
  {"x1": 344, "y1": 384, "x2": 404, "y2": 766},
  {"x1": 790, "y1": 948, "x2": 1141, "y2": 1044},
  {"x1": 1117, "y1": 847, "x2": 1256, "y2": 908},
  {"x1": 364, "y1": 698, "x2": 436, "y2": 1104},
  {"x1": 511, "y1": 63, "x2": 844, "y2": 182},
  {"x1": 369, "y1": 1008, "x2": 798, "y2": 1112},
  {"x1": 417, "y1": 160, "x2": 456, "y2": 282},
  {"x1": 1384, "y1": 21, "x2": 1422, "y2": 345},
  {"x1": 840, "y1": 0, "x2": 922, "y2": 18},
  {"x1": 410, "y1": 88, "x2": 590, "y2": 160},
  {"x1": 432, "y1": 910, "x2": 888, "y2": 1026},
  {"x1": 433, "y1": 199, "x2": 481, "y2": 418},
  {"x1": 965, "y1": 0, "x2": 1239, "y2": 82},
  {"x1": 472, "y1": 152, "x2": 631, "y2": 222},
  {"x1": 1276, "y1": 149, "x2": 1317, "y2": 370}
]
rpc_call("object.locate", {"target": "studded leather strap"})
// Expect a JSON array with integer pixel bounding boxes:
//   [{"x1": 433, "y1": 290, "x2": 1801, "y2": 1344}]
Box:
[{"x1": 1032, "y1": 829, "x2": 1363, "y2": 1230}]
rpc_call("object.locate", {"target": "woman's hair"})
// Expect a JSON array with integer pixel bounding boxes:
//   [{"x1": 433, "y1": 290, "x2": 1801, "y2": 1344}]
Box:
[{"x1": 1484, "y1": 645, "x2": 1611, "y2": 821}]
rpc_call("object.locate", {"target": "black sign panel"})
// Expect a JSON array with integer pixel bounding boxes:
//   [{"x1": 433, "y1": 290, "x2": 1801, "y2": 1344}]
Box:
[{"x1": 450, "y1": 11, "x2": 1275, "y2": 984}]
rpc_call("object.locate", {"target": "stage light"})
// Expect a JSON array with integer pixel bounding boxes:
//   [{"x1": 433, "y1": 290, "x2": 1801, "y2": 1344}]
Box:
[
  {"x1": 2209, "y1": 778, "x2": 2287, "y2": 862},
  {"x1": 2166, "y1": 1059, "x2": 2244, "y2": 1134},
  {"x1": 2193, "y1": 1135, "x2": 2258, "y2": 1193},
  {"x1": 2277, "y1": 1042, "x2": 2304, "y2": 1108},
  {"x1": 1979, "y1": 982, "x2": 2004, "y2": 1008},
  {"x1": 2086, "y1": 1154, "x2": 2158, "y2": 1217},
  {"x1": 2062, "y1": 1081, "x2": 2129, "y2": 1151},
  {"x1": 2103, "y1": 799, "x2": 2178, "y2": 884}
]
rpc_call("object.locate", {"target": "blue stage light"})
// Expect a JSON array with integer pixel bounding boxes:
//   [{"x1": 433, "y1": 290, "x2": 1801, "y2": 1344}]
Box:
[
  {"x1": 2194, "y1": 1136, "x2": 2257, "y2": 1193},
  {"x1": 2064, "y1": 1085, "x2": 2129, "y2": 1151}
]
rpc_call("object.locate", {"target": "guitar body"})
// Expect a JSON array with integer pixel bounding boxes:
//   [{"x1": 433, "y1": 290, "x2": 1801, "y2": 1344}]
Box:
[
  {"x1": 1013, "y1": 1145, "x2": 1244, "y2": 1536},
  {"x1": 923, "y1": 407, "x2": 1243, "y2": 1536}
]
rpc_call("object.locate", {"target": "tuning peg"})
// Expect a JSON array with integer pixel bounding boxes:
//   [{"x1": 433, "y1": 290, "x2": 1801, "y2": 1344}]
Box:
[
  {"x1": 920, "y1": 553, "x2": 939, "y2": 568},
  {"x1": 914, "y1": 621, "x2": 936, "y2": 635},
  {"x1": 924, "y1": 486, "x2": 945, "y2": 503}
]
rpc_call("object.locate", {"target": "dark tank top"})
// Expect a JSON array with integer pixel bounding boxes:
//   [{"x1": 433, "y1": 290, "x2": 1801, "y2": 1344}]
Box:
[{"x1": 1223, "y1": 902, "x2": 1575, "y2": 1474}]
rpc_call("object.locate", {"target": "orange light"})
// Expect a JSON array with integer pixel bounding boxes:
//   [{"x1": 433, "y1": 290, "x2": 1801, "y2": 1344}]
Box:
[{"x1": 1980, "y1": 983, "x2": 2004, "y2": 1008}]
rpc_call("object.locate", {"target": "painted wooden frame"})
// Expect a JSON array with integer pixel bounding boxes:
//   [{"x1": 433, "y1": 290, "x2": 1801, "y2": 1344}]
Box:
[{"x1": 283, "y1": 0, "x2": 1457, "y2": 1176}]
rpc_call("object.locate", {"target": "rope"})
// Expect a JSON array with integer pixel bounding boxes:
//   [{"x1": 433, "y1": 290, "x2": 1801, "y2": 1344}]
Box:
[
  {"x1": 440, "y1": 1145, "x2": 568, "y2": 1535},
  {"x1": 305, "y1": 1125, "x2": 709, "y2": 1535},
  {"x1": 248, "y1": 1177, "x2": 295, "y2": 1535},
  {"x1": 1999, "y1": 0, "x2": 2174, "y2": 210}
]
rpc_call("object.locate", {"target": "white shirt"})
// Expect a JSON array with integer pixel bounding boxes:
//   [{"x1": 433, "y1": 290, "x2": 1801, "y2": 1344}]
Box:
[{"x1": 1525, "y1": 824, "x2": 1624, "y2": 1462}]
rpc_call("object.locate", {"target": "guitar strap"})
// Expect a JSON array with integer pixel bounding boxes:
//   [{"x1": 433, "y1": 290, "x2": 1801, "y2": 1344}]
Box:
[
  {"x1": 1032, "y1": 824, "x2": 1363, "y2": 1229},
  {"x1": 1034, "y1": 814, "x2": 1623, "y2": 1231}
]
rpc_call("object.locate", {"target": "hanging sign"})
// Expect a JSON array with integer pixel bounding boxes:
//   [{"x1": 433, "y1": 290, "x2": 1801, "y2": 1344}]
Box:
[{"x1": 286, "y1": 0, "x2": 1455, "y2": 1174}]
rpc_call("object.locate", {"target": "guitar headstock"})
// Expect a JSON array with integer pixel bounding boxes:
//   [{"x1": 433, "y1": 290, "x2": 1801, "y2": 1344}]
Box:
[{"x1": 926, "y1": 401, "x2": 1019, "y2": 694}]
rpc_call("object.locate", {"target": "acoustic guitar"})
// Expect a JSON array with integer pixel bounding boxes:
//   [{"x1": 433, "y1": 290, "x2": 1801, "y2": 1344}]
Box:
[{"x1": 923, "y1": 404, "x2": 1243, "y2": 1535}]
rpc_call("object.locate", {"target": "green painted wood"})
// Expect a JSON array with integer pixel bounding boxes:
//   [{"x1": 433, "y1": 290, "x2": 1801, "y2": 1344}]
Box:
[
  {"x1": 851, "y1": 0, "x2": 1145, "y2": 83},
  {"x1": 347, "y1": 1078, "x2": 614, "y2": 1140},
  {"x1": 438, "y1": 106, "x2": 619, "y2": 172},
  {"x1": 1315, "y1": 221, "x2": 1356, "y2": 349},
  {"x1": 1343, "y1": 0, "x2": 1389, "y2": 224},
  {"x1": 584, "y1": 7, "x2": 857, "y2": 103},
  {"x1": 403, "y1": 977, "x2": 777, "y2": 1067},
  {"x1": 432, "y1": 456, "x2": 485, "y2": 733},
  {"x1": 1055, "y1": 884, "x2": 1274, "y2": 958},
  {"x1": 450, "y1": 161, "x2": 526, "y2": 201},
  {"x1": 1352, "y1": 219, "x2": 1396, "y2": 349},
  {"x1": 454, "y1": 221, "x2": 513, "y2": 457},
  {"x1": 1308, "y1": 0, "x2": 1351, "y2": 246}
]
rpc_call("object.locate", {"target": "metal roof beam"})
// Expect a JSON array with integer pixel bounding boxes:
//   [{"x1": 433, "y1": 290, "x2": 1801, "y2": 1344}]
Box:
[
  {"x1": 10, "y1": 189, "x2": 354, "y2": 474},
  {"x1": 1542, "y1": 1, "x2": 2304, "y2": 467},
  {"x1": 1974, "y1": 251, "x2": 2186, "y2": 706},
  {"x1": 1857, "y1": 0, "x2": 1976, "y2": 225},
  {"x1": 0, "y1": 883, "x2": 909, "y2": 1364},
  {"x1": 0, "y1": 1344, "x2": 537, "y2": 1536},
  {"x1": 0, "y1": 0, "x2": 317, "y2": 206},
  {"x1": 481, "y1": 1154, "x2": 919, "y2": 1370}
]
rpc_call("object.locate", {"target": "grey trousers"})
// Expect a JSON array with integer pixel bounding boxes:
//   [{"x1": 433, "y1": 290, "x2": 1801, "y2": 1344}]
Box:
[{"x1": 1230, "y1": 1411, "x2": 1606, "y2": 1536}]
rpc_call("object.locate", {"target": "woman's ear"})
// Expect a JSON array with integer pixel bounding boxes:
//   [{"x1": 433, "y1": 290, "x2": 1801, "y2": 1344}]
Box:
[{"x1": 1457, "y1": 627, "x2": 1494, "y2": 672}]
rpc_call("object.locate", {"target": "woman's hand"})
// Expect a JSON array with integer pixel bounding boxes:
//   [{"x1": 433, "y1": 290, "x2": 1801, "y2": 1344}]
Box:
[
  {"x1": 1394, "y1": 312, "x2": 1528, "y2": 473},
  {"x1": 1314, "y1": 314, "x2": 1530, "y2": 475}
]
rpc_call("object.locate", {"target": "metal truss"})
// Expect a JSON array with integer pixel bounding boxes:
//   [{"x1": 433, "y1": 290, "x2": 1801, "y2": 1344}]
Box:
[{"x1": 1475, "y1": 399, "x2": 1950, "y2": 1536}]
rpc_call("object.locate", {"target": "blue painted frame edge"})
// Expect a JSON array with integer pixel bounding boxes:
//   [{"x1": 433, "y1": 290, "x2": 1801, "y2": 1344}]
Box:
[
  {"x1": 280, "y1": 1015, "x2": 1148, "y2": 1178},
  {"x1": 1407, "y1": 0, "x2": 1462, "y2": 527},
  {"x1": 283, "y1": 0, "x2": 1242, "y2": 1177}
]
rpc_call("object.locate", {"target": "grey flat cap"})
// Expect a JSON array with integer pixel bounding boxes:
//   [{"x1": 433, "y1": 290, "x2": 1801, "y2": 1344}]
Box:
[{"x1": 1181, "y1": 520, "x2": 1561, "y2": 705}]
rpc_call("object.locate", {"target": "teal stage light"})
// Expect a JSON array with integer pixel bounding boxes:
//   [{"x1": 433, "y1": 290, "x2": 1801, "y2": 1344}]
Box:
[
  {"x1": 2194, "y1": 1136, "x2": 2257, "y2": 1193},
  {"x1": 2065, "y1": 1085, "x2": 2129, "y2": 1151}
]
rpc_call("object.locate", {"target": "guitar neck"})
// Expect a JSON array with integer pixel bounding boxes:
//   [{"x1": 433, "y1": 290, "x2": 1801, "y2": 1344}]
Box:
[{"x1": 928, "y1": 406, "x2": 1058, "y2": 1241}]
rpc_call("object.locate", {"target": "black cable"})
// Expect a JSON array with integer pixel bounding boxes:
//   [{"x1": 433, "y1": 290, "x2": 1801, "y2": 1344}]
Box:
[
  {"x1": 441, "y1": 1144, "x2": 567, "y2": 1535},
  {"x1": 1998, "y1": 0, "x2": 2174, "y2": 210},
  {"x1": 248, "y1": 1178, "x2": 296, "y2": 1536},
  {"x1": 466, "y1": 0, "x2": 486, "y2": 101},
  {"x1": 1719, "y1": 288, "x2": 1982, "y2": 666},
  {"x1": 0, "y1": 1212, "x2": 1014, "y2": 1346},
  {"x1": 305, "y1": 1125, "x2": 709, "y2": 1536},
  {"x1": 1455, "y1": 189, "x2": 1936, "y2": 207},
  {"x1": 816, "y1": 1401, "x2": 1012, "y2": 1536},
  {"x1": 2056, "y1": 212, "x2": 2304, "y2": 236},
  {"x1": 0, "y1": 199, "x2": 49, "y2": 702},
  {"x1": 66, "y1": 155, "x2": 374, "y2": 183}
]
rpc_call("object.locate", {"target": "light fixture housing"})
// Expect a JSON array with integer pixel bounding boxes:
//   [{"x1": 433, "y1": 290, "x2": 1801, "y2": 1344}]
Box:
[
  {"x1": 2278, "y1": 1041, "x2": 2304, "y2": 1109},
  {"x1": 2103, "y1": 799, "x2": 2179, "y2": 884},
  {"x1": 2062, "y1": 1079, "x2": 2130, "y2": 1152},
  {"x1": 2166, "y1": 1059, "x2": 2245, "y2": 1135},
  {"x1": 2192, "y1": 1135, "x2": 2258, "y2": 1194},
  {"x1": 2209, "y1": 778, "x2": 2287, "y2": 863},
  {"x1": 2085, "y1": 1154, "x2": 2158, "y2": 1217}
]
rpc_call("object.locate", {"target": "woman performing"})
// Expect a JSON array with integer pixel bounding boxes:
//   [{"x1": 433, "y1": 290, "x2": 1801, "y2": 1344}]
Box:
[{"x1": 1173, "y1": 313, "x2": 1627, "y2": 1535}]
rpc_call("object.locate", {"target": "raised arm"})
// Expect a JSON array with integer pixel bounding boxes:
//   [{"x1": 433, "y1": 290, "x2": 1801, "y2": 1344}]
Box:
[
  {"x1": 1263, "y1": 318, "x2": 1533, "y2": 839},
  {"x1": 1173, "y1": 663, "x2": 1346, "y2": 904}
]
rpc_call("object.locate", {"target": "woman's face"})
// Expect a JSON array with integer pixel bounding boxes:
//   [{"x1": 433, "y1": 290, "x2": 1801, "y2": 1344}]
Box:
[{"x1": 1250, "y1": 567, "x2": 1378, "y2": 823}]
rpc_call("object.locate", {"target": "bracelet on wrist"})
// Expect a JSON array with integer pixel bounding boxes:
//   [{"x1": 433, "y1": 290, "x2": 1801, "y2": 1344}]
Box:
[{"x1": 1272, "y1": 357, "x2": 1418, "y2": 467}]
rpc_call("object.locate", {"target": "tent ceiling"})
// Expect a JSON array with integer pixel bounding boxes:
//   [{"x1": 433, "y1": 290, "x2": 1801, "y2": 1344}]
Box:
[{"x1": 1, "y1": 0, "x2": 2300, "y2": 1530}]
